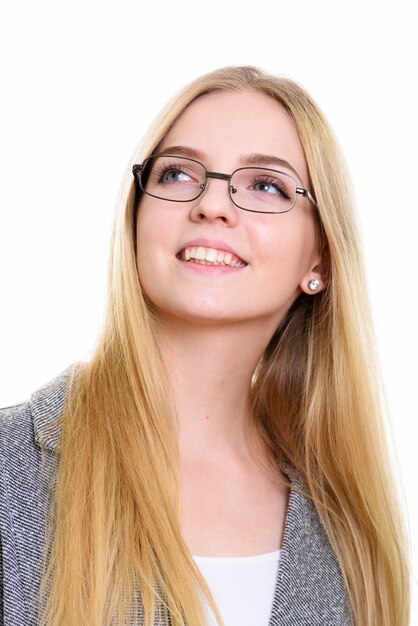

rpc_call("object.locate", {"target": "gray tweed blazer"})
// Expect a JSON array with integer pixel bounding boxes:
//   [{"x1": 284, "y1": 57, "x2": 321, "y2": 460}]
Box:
[{"x1": 0, "y1": 365, "x2": 353, "y2": 625}]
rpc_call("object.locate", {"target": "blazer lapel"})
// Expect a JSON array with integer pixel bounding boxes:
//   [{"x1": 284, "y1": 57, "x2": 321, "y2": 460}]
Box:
[{"x1": 269, "y1": 458, "x2": 353, "y2": 625}]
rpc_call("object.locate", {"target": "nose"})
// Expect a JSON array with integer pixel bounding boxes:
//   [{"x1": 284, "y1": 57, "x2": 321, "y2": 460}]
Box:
[{"x1": 189, "y1": 177, "x2": 239, "y2": 225}]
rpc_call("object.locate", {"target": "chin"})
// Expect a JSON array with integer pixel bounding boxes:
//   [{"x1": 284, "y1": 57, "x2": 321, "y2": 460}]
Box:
[{"x1": 158, "y1": 306, "x2": 236, "y2": 326}]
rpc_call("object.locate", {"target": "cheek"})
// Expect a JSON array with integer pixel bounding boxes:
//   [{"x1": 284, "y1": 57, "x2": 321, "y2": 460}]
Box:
[
  {"x1": 136, "y1": 198, "x2": 157, "y2": 247},
  {"x1": 135, "y1": 200, "x2": 179, "y2": 304},
  {"x1": 136, "y1": 198, "x2": 168, "y2": 257},
  {"x1": 136, "y1": 196, "x2": 181, "y2": 251},
  {"x1": 257, "y1": 212, "x2": 317, "y2": 278}
]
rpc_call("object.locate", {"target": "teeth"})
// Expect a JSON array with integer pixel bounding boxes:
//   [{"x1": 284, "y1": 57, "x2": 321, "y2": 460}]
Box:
[
  {"x1": 179, "y1": 245, "x2": 246, "y2": 268},
  {"x1": 206, "y1": 248, "x2": 218, "y2": 262},
  {"x1": 195, "y1": 246, "x2": 206, "y2": 260}
]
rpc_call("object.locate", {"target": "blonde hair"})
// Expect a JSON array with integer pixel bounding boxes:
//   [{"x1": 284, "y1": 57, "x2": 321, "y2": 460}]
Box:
[{"x1": 40, "y1": 66, "x2": 410, "y2": 626}]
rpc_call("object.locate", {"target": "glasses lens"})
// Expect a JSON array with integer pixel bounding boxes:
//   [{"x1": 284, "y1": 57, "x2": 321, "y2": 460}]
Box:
[
  {"x1": 231, "y1": 167, "x2": 297, "y2": 213},
  {"x1": 140, "y1": 155, "x2": 206, "y2": 202}
]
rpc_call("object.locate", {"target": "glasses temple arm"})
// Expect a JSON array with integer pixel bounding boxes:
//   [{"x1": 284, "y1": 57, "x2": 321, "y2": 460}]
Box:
[{"x1": 296, "y1": 187, "x2": 318, "y2": 209}]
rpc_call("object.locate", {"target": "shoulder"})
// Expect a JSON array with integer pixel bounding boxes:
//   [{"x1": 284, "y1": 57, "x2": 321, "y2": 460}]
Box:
[
  {"x1": 0, "y1": 400, "x2": 33, "y2": 458},
  {"x1": 0, "y1": 363, "x2": 82, "y2": 536},
  {"x1": 0, "y1": 363, "x2": 81, "y2": 515},
  {"x1": 0, "y1": 363, "x2": 81, "y2": 512},
  {"x1": 0, "y1": 364, "x2": 80, "y2": 626},
  {"x1": 0, "y1": 363, "x2": 80, "y2": 456}
]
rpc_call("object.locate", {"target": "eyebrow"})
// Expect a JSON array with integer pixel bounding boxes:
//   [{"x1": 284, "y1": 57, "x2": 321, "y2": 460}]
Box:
[{"x1": 157, "y1": 145, "x2": 302, "y2": 182}]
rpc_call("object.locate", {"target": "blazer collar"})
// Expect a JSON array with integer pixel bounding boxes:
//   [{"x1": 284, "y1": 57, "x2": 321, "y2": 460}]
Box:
[{"x1": 30, "y1": 364, "x2": 79, "y2": 452}]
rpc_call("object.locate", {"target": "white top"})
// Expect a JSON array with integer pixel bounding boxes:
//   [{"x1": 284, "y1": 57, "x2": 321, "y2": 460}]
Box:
[{"x1": 192, "y1": 549, "x2": 281, "y2": 626}]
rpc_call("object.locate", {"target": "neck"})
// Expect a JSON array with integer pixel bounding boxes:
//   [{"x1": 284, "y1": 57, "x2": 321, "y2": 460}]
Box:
[{"x1": 158, "y1": 315, "x2": 277, "y2": 464}]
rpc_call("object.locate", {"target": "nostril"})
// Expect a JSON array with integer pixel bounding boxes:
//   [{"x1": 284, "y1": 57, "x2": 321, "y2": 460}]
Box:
[{"x1": 196, "y1": 212, "x2": 228, "y2": 223}]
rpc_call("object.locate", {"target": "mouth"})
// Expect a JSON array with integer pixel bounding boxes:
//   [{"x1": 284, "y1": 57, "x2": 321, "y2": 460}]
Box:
[{"x1": 176, "y1": 245, "x2": 247, "y2": 268}]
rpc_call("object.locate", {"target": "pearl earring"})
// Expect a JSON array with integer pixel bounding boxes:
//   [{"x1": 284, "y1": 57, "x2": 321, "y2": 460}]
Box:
[{"x1": 308, "y1": 279, "x2": 320, "y2": 291}]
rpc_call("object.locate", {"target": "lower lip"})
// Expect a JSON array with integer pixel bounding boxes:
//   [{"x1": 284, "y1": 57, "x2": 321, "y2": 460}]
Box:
[{"x1": 176, "y1": 258, "x2": 247, "y2": 275}]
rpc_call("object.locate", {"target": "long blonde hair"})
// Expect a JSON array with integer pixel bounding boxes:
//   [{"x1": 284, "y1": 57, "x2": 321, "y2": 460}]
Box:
[{"x1": 40, "y1": 66, "x2": 410, "y2": 626}]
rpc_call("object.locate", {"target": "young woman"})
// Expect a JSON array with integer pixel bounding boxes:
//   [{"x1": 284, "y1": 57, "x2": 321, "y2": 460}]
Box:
[{"x1": 0, "y1": 66, "x2": 410, "y2": 626}]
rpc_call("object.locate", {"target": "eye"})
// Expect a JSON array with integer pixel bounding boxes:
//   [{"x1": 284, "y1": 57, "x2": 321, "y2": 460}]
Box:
[
  {"x1": 152, "y1": 159, "x2": 203, "y2": 185},
  {"x1": 161, "y1": 167, "x2": 193, "y2": 183},
  {"x1": 251, "y1": 176, "x2": 291, "y2": 199}
]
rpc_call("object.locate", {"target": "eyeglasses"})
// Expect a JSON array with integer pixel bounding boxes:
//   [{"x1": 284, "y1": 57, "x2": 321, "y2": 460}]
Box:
[{"x1": 132, "y1": 155, "x2": 318, "y2": 215}]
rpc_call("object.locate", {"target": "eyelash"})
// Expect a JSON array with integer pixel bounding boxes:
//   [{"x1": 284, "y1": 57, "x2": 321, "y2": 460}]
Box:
[
  {"x1": 153, "y1": 163, "x2": 193, "y2": 183},
  {"x1": 251, "y1": 175, "x2": 290, "y2": 198}
]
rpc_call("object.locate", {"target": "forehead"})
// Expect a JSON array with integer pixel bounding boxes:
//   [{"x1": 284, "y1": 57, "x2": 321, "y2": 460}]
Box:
[{"x1": 159, "y1": 89, "x2": 309, "y2": 184}]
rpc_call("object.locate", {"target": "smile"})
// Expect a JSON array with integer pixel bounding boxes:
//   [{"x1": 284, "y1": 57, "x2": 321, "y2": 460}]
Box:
[{"x1": 177, "y1": 246, "x2": 247, "y2": 268}]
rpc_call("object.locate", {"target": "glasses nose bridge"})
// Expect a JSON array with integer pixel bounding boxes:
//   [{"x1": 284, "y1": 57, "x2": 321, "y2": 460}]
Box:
[
  {"x1": 203, "y1": 170, "x2": 235, "y2": 196},
  {"x1": 206, "y1": 170, "x2": 232, "y2": 183}
]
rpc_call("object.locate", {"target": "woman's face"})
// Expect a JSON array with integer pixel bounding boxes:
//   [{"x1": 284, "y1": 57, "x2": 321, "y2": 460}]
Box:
[{"x1": 136, "y1": 89, "x2": 322, "y2": 331}]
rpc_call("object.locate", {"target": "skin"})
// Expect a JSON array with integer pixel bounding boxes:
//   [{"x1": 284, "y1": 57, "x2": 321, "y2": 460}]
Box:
[{"x1": 136, "y1": 89, "x2": 325, "y2": 556}]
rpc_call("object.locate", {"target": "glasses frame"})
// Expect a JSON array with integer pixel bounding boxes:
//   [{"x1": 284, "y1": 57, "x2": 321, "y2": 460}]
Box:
[{"x1": 132, "y1": 154, "x2": 318, "y2": 214}]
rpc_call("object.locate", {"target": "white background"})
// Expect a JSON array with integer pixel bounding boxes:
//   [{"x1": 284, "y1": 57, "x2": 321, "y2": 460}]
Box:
[{"x1": 0, "y1": 0, "x2": 417, "y2": 620}]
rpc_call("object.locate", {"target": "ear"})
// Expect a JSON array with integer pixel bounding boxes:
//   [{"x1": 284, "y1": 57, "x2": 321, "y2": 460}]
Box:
[{"x1": 300, "y1": 259, "x2": 327, "y2": 295}]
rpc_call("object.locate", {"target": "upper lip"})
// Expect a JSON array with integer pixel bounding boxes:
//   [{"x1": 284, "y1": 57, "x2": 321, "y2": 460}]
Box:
[{"x1": 176, "y1": 238, "x2": 247, "y2": 264}]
